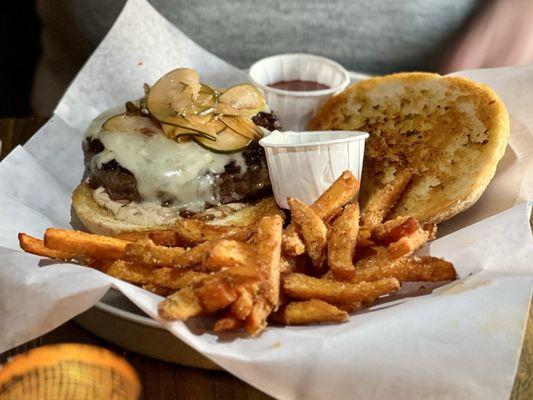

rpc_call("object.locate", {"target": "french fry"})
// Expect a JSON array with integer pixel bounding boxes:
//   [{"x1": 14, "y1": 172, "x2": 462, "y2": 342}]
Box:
[
  {"x1": 288, "y1": 198, "x2": 327, "y2": 270},
  {"x1": 255, "y1": 215, "x2": 283, "y2": 309},
  {"x1": 386, "y1": 224, "x2": 431, "y2": 259},
  {"x1": 350, "y1": 256, "x2": 456, "y2": 283},
  {"x1": 353, "y1": 246, "x2": 389, "y2": 269},
  {"x1": 220, "y1": 264, "x2": 260, "y2": 279},
  {"x1": 283, "y1": 170, "x2": 360, "y2": 256},
  {"x1": 312, "y1": 171, "x2": 360, "y2": 220},
  {"x1": 271, "y1": 299, "x2": 348, "y2": 325},
  {"x1": 44, "y1": 228, "x2": 128, "y2": 259},
  {"x1": 173, "y1": 218, "x2": 251, "y2": 245},
  {"x1": 115, "y1": 229, "x2": 180, "y2": 247},
  {"x1": 98, "y1": 259, "x2": 156, "y2": 285},
  {"x1": 94, "y1": 259, "x2": 210, "y2": 289},
  {"x1": 203, "y1": 240, "x2": 253, "y2": 271},
  {"x1": 353, "y1": 245, "x2": 381, "y2": 263},
  {"x1": 142, "y1": 284, "x2": 175, "y2": 297},
  {"x1": 360, "y1": 169, "x2": 412, "y2": 232},
  {"x1": 125, "y1": 239, "x2": 186, "y2": 267},
  {"x1": 283, "y1": 273, "x2": 400, "y2": 304},
  {"x1": 323, "y1": 207, "x2": 344, "y2": 226},
  {"x1": 280, "y1": 254, "x2": 309, "y2": 274},
  {"x1": 150, "y1": 269, "x2": 210, "y2": 289},
  {"x1": 214, "y1": 313, "x2": 242, "y2": 332},
  {"x1": 171, "y1": 241, "x2": 216, "y2": 268},
  {"x1": 245, "y1": 297, "x2": 272, "y2": 337},
  {"x1": 200, "y1": 239, "x2": 262, "y2": 279},
  {"x1": 126, "y1": 240, "x2": 211, "y2": 268},
  {"x1": 328, "y1": 203, "x2": 360, "y2": 280},
  {"x1": 18, "y1": 233, "x2": 77, "y2": 261},
  {"x1": 231, "y1": 285, "x2": 257, "y2": 320},
  {"x1": 158, "y1": 269, "x2": 258, "y2": 320},
  {"x1": 195, "y1": 277, "x2": 238, "y2": 313},
  {"x1": 373, "y1": 216, "x2": 420, "y2": 245},
  {"x1": 356, "y1": 227, "x2": 374, "y2": 248},
  {"x1": 335, "y1": 301, "x2": 364, "y2": 313},
  {"x1": 281, "y1": 232, "x2": 306, "y2": 257},
  {"x1": 281, "y1": 255, "x2": 295, "y2": 273},
  {"x1": 158, "y1": 286, "x2": 204, "y2": 320}
]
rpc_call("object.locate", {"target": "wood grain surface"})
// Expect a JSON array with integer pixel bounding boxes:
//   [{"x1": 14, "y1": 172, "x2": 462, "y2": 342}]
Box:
[{"x1": 0, "y1": 117, "x2": 531, "y2": 400}]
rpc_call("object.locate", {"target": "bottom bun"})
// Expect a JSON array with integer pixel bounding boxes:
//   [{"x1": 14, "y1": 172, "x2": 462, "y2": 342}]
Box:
[{"x1": 72, "y1": 182, "x2": 284, "y2": 235}]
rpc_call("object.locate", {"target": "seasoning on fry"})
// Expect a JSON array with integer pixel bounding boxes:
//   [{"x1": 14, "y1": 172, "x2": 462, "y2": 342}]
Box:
[
  {"x1": 271, "y1": 299, "x2": 348, "y2": 325},
  {"x1": 44, "y1": 228, "x2": 129, "y2": 260},
  {"x1": 328, "y1": 203, "x2": 360, "y2": 280},
  {"x1": 283, "y1": 273, "x2": 400, "y2": 304},
  {"x1": 360, "y1": 169, "x2": 412, "y2": 232},
  {"x1": 288, "y1": 198, "x2": 327, "y2": 270}
]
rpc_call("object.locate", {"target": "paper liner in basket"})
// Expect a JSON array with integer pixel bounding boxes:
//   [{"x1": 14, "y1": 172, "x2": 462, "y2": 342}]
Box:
[{"x1": 0, "y1": 1, "x2": 532, "y2": 400}]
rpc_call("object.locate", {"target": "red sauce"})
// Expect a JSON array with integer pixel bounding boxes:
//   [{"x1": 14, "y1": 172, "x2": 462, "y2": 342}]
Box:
[{"x1": 268, "y1": 80, "x2": 330, "y2": 91}]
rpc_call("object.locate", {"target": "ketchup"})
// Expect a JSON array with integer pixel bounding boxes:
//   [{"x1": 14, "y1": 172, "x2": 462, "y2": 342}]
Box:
[{"x1": 268, "y1": 80, "x2": 329, "y2": 91}]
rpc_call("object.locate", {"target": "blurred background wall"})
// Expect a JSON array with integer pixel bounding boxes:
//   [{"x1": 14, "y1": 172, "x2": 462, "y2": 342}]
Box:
[
  {"x1": 1, "y1": 1, "x2": 41, "y2": 117},
  {"x1": 2, "y1": 0, "x2": 533, "y2": 119}
]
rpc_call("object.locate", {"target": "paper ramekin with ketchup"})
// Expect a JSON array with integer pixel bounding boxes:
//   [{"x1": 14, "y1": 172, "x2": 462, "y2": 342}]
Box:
[
  {"x1": 249, "y1": 53, "x2": 351, "y2": 131},
  {"x1": 251, "y1": 54, "x2": 367, "y2": 209}
]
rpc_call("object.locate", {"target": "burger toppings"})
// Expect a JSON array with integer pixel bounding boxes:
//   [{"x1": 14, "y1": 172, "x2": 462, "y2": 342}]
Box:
[
  {"x1": 101, "y1": 113, "x2": 162, "y2": 135},
  {"x1": 83, "y1": 68, "x2": 279, "y2": 220},
  {"x1": 104, "y1": 67, "x2": 267, "y2": 154}
]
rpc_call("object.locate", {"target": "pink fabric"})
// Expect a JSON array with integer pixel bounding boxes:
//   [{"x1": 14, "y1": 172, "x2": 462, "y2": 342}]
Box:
[{"x1": 441, "y1": 0, "x2": 533, "y2": 73}]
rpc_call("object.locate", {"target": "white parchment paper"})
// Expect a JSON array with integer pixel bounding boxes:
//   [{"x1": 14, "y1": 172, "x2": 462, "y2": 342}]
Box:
[{"x1": 1, "y1": 1, "x2": 533, "y2": 399}]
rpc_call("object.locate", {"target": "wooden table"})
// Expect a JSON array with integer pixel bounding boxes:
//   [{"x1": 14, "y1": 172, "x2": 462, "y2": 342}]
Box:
[{"x1": 0, "y1": 117, "x2": 531, "y2": 400}]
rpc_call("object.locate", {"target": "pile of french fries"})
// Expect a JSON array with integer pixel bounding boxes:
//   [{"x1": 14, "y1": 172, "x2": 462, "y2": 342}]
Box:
[{"x1": 19, "y1": 170, "x2": 456, "y2": 336}]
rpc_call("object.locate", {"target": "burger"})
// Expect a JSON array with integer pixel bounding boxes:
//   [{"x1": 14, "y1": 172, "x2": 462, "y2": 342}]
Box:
[{"x1": 73, "y1": 68, "x2": 282, "y2": 235}]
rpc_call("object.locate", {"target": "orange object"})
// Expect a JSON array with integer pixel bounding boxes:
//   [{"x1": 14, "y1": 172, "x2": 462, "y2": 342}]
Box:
[{"x1": 0, "y1": 344, "x2": 141, "y2": 399}]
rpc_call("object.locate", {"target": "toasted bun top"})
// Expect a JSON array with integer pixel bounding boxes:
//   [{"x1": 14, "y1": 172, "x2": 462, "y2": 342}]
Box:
[
  {"x1": 308, "y1": 72, "x2": 510, "y2": 224},
  {"x1": 72, "y1": 182, "x2": 284, "y2": 235}
]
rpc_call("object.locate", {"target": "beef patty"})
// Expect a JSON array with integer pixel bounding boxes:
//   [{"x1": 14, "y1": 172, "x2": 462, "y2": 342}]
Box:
[{"x1": 83, "y1": 112, "x2": 280, "y2": 207}]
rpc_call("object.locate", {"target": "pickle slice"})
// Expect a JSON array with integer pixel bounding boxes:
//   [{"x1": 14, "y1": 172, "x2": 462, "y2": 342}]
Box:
[
  {"x1": 147, "y1": 68, "x2": 201, "y2": 121},
  {"x1": 219, "y1": 116, "x2": 263, "y2": 140},
  {"x1": 163, "y1": 115, "x2": 219, "y2": 139},
  {"x1": 195, "y1": 93, "x2": 215, "y2": 108},
  {"x1": 195, "y1": 85, "x2": 217, "y2": 114},
  {"x1": 218, "y1": 83, "x2": 265, "y2": 115},
  {"x1": 214, "y1": 102, "x2": 242, "y2": 116},
  {"x1": 194, "y1": 128, "x2": 252, "y2": 154},
  {"x1": 171, "y1": 85, "x2": 195, "y2": 115},
  {"x1": 184, "y1": 113, "x2": 212, "y2": 126},
  {"x1": 162, "y1": 123, "x2": 216, "y2": 142},
  {"x1": 175, "y1": 130, "x2": 216, "y2": 142},
  {"x1": 176, "y1": 131, "x2": 216, "y2": 141},
  {"x1": 197, "y1": 84, "x2": 216, "y2": 99},
  {"x1": 185, "y1": 114, "x2": 225, "y2": 133},
  {"x1": 102, "y1": 114, "x2": 161, "y2": 135}
]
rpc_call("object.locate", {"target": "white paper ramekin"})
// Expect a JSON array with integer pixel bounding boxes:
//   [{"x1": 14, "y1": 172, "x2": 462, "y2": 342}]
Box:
[
  {"x1": 249, "y1": 54, "x2": 350, "y2": 131},
  {"x1": 259, "y1": 130, "x2": 369, "y2": 209}
]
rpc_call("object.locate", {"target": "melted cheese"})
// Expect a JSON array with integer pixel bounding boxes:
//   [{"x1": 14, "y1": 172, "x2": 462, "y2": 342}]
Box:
[{"x1": 85, "y1": 107, "x2": 247, "y2": 213}]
